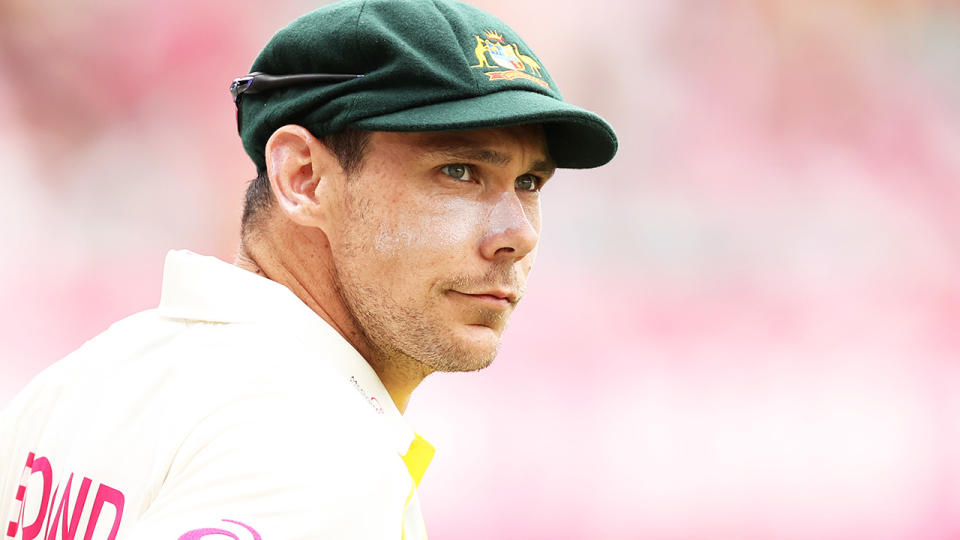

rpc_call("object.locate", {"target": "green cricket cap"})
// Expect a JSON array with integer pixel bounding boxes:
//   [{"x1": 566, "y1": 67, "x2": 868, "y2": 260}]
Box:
[{"x1": 237, "y1": 0, "x2": 618, "y2": 171}]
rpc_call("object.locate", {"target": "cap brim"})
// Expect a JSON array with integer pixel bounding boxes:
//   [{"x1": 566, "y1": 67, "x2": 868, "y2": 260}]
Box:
[{"x1": 351, "y1": 89, "x2": 618, "y2": 169}]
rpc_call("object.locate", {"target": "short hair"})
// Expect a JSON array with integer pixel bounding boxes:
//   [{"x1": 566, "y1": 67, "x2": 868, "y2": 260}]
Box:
[{"x1": 241, "y1": 129, "x2": 370, "y2": 236}]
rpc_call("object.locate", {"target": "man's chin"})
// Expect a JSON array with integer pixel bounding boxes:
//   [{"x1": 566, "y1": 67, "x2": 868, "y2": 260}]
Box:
[
  {"x1": 420, "y1": 325, "x2": 501, "y2": 373},
  {"x1": 428, "y1": 351, "x2": 497, "y2": 373}
]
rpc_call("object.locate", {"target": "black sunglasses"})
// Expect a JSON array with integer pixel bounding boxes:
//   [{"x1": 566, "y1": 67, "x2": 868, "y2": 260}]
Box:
[{"x1": 229, "y1": 71, "x2": 364, "y2": 134}]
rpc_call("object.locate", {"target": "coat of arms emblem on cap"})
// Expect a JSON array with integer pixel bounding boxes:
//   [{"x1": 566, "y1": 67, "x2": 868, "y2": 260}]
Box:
[{"x1": 470, "y1": 30, "x2": 549, "y2": 89}]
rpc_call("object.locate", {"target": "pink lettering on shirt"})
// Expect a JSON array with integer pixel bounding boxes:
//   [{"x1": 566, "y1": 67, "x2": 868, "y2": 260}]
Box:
[
  {"x1": 20, "y1": 456, "x2": 52, "y2": 540},
  {"x1": 3, "y1": 451, "x2": 126, "y2": 540},
  {"x1": 44, "y1": 473, "x2": 91, "y2": 540},
  {"x1": 5, "y1": 452, "x2": 35, "y2": 538},
  {"x1": 83, "y1": 485, "x2": 124, "y2": 540}
]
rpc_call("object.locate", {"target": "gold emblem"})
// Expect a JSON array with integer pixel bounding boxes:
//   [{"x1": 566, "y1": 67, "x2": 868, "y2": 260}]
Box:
[{"x1": 470, "y1": 30, "x2": 549, "y2": 89}]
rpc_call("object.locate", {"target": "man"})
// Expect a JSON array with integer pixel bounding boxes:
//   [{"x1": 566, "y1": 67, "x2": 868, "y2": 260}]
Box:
[{"x1": 0, "y1": 0, "x2": 616, "y2": 538}]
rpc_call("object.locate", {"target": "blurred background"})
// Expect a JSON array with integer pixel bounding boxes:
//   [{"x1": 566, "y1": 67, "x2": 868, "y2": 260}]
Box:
[{"x1": 2, "y1": 0, "x2": 959, "y2": 538}]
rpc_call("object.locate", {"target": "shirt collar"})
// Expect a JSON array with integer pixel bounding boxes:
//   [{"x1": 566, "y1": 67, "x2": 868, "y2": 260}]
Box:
[
  {"x1": 156, "y1": 250, "x2": 432, "y2": 465},
  {"x1": 158, "y1": 249, "x2": 303, "y2": 324}
]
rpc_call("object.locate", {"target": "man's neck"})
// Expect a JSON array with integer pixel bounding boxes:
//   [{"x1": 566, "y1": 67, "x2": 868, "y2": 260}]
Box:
[{"x1": 233, "y1": 233, "x2": 431, "y2": 413}]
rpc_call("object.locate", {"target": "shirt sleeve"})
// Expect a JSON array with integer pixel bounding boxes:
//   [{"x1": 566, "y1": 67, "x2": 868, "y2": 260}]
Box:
[
  {"x1": 0, "y1": 362, "x2": 67, "y2": 527},
  {"x1": 126, "y1": 385, "x2": 414, "y2": 540}
]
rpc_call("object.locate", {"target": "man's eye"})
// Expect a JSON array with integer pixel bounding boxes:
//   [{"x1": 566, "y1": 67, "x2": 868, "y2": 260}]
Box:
[
  {"x1": 441, "y1": 164, "x2": 473, "y2": 181},
  {"x1": 515, "y1": 174, "x2": 542, "y2": 192}
]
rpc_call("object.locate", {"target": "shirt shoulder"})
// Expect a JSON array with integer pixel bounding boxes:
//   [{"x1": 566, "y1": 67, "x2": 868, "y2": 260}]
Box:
[
  {"x1": 2, "y1": 310, "x2": 397, "y2": 537},
  {"x1": 1, "y1": 252, "x2": 427, "y2": 539},
  {"x1": 124, "y1": 319, "x2": 413, "y2": 538}
]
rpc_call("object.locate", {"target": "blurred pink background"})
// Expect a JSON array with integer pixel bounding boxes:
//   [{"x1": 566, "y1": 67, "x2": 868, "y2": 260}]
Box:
[{"x1": 2, "y1": 0, "x2": 959, "y2": 538}]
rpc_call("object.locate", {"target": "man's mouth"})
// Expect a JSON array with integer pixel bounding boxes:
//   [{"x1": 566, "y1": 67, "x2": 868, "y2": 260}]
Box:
[{"x1": 448, "y1": 289, "x2": 517, "y2": 309}]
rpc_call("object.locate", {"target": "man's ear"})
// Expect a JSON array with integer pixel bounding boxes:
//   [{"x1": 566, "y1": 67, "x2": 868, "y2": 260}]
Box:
[{"x1": 264, "y1": 124, "x2": 338, "y2": 228}]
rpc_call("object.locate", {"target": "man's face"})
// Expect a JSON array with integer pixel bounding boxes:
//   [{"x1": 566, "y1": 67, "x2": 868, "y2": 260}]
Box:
[{"x1": 324, "y1": 124, "x2": 554, "y2": 373}]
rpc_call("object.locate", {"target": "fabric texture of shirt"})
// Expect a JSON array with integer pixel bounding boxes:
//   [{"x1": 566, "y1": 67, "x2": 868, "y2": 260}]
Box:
[{"x1": 0, "y1": 250, "x2": 433, "y2": 540}]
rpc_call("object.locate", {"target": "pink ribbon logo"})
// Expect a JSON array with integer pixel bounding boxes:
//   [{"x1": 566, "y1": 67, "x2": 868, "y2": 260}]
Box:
[{"x1": 178, "y1": 519, "x2": 262, "y2": 540}]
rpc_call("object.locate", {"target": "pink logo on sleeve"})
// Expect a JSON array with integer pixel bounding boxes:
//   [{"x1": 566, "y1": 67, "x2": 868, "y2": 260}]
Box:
[{"x1": 178, "y1": 520, "x2": 262, "y2": 540}]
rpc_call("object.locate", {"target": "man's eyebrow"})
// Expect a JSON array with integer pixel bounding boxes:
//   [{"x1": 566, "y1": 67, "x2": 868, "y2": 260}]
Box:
[
  {"x1": 529, "y1": 159, "x2": 557, "y2": 175},
  {"x1": 419, "y1": 141, "x2": 557, "y2": 174},
  {"x1": 426, "y1": 147, "x2": 513, "y2": 167}
]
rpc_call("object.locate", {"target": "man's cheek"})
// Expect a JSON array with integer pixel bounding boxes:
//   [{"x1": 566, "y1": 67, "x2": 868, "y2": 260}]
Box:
[{"x1": 375, "y1": 210, "x2": 478, "y2": 255}]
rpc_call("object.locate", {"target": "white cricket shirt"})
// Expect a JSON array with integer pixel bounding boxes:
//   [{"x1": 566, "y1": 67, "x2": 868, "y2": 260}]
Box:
[{"x1": 0, "y1": 250, "x2": 434, "y2": 539}]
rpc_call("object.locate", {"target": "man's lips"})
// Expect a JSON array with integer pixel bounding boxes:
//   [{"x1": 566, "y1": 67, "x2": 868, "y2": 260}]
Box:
[{"x1": 448, "y1": 289, "x2": 517, "y2": 309}]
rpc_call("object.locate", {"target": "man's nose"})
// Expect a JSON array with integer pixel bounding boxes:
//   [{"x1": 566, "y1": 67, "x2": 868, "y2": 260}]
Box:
[{"x1": 479, "y1": 192, "x2": 539, "y2": 261}]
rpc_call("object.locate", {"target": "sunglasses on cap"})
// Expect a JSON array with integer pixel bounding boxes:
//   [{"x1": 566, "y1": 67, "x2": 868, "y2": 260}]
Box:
[{"x1": 229, "y1": 72, "x2": 364, "y2": 134}]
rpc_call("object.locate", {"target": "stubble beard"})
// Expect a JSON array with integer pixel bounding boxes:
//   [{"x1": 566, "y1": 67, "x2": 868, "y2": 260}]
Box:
[
  {"x1": 330, "y1": 185, "x2": 527, "y2": 374},
  {"x1": 330, "y1": 261, "x2": 506, "y2": 374}
]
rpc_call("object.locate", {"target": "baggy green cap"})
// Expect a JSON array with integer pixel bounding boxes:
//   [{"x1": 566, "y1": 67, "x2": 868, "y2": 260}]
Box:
[{"x1": 237, "y1": 0, "x2": 618, "y2": 171}]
